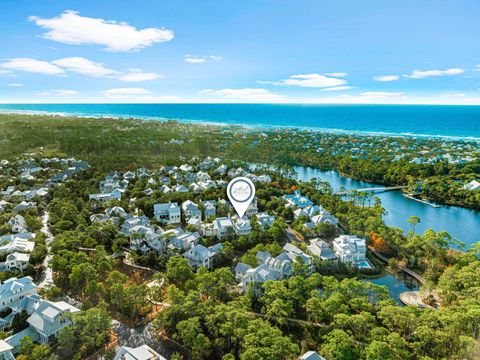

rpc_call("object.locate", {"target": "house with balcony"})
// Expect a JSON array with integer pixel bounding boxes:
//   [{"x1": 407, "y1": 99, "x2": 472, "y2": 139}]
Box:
[
  {"x1": 213, "y1": 217, "x2": 235, "y2": 239},
  {"x1": 333, "y1": 235, "x2": 367, "y2": 264},
  {"x1": 183, "y1": 243, "x2": 223, "y2": 269},
  {"x1": 154, "y1": 202, "x2": 181, "y2": 224},
  {"x1": 0, "y1": 277, "x2": 37, "y2": 311}
]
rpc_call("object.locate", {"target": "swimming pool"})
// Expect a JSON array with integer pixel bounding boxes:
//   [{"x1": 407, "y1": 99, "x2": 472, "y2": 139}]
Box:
[{"x1": 356, "y1": 260, "x2": 374, "y2": 269}]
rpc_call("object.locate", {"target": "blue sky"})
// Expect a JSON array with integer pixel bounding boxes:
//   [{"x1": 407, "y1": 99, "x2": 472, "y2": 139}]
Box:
[{"x1": 1, "y1": 0, "x2": 480, "y2": 104}]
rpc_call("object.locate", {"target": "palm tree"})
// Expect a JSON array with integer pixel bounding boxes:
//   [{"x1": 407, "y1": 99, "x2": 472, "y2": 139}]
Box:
[{"x1": 407, "y1": 216, "x2": 421, "y2": 233}]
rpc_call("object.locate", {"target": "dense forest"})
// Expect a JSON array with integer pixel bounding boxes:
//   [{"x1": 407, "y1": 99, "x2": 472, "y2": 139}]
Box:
[{"x1": 0, "y1": 114, "x2": 479, "y2": 359}]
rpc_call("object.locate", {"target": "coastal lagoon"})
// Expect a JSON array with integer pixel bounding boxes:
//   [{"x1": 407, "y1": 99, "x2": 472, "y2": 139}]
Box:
[{"x1": 295, "y1": 166, "x2": 480, "y2": 249}]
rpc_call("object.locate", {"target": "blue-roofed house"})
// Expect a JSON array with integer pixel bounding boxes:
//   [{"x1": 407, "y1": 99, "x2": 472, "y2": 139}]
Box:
[
  {"x1": 283, "y1": 190, "x2": 314, "y2": 208},
  {"x1": 0, "y1": 277, "x2": 37, "y2": 311},
  {"x1": 299, "y1": 350, "x2": 326, "y2": 360}
]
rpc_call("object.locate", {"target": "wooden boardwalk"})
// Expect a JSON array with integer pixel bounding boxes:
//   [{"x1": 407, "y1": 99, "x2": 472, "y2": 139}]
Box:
[
  {"x1": 368, "y1": 246, "x2": 426, "y2": 285},
  {"x1": 399, "y1": 291, "x2": 436, "y2": 309}
]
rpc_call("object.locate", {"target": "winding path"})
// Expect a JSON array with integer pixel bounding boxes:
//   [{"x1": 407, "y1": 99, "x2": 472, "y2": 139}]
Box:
[{"x1": 38, "y1": 210, "x2": 54, "y2": 288}]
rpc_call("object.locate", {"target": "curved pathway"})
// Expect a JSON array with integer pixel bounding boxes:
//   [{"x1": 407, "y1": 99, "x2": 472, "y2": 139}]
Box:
[
  {"x1": 38, "y1": 211, "x2": 54, "y2": 288},
  {"x1": 368, "y1": 246, "x2": 426, "y2": 285}
]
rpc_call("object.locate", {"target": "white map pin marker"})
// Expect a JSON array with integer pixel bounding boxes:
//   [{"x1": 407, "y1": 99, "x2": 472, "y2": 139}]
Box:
[{"x1": 227, "y1": 176, "x2": 255, "y2": 218}]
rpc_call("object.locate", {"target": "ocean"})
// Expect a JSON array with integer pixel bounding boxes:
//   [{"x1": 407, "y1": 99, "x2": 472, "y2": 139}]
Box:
[{"x1": 1, "y1": 103, "x2": 480, "y2": 139}]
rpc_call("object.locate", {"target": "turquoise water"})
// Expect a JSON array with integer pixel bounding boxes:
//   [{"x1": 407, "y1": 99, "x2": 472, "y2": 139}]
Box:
[
  {"x1": 1, "y1": 104, "x2": 480, "y2": 138},
  {"x1": 295, "y1": 166, "x2": 480, "y2": 249}
]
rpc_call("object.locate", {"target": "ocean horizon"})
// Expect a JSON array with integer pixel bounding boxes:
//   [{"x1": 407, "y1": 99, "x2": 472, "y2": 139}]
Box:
[{"x1": 1, "y1": 103, "x2": 480, "y2": 140}]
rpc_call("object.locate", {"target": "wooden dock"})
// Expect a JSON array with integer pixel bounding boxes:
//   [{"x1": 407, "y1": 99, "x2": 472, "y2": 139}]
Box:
[{"x1": 403, "y1": 194, "x2": 440, "y2": 208}]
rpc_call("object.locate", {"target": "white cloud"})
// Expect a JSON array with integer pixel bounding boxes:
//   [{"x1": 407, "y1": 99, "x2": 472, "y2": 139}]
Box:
[
  {"x1": 441, "y1": 92, "x2": 466, "y2": 98},
  {"x1": 199, "y1": 88, "x2": 283, "y2": 101},
  {"x1": 0, "y1": 58, "x2": 65, "y2": 75},
  {"x1": 404, "y1": 68, "x2": 464, "y2": 79},
  {"x1": 52, "y1": 57, "x2": 118, "y2": 77},
  {"x1": 29, "y1": 10, "x2": 174, "y2": 52},
  {"x1": 0, "y1": 69, "x2": 12, "y2": 75},
  {"x1": 7, "y1": 83, "x2": 23, "y2": 87},
  {"x1": 324, "y1": 72, "x2": 347, "y2": 77},
  {"x1": 184, "y1": 55, "x2": 222, "y2": 63},
  {"x1": 373, "y1": 75, "x2": 400, "y2": 82},
  {"x1": 37, "y1": 89, "x2": 79, "y2": 96},
  {"x1": 260, "y1": 73, "x2": 347, "y2": 88},
  {"x1": 118, "y1": 70, "x2": 162, "y2": 82},
  {"x1": 312, "y1": 91, "x2": 407, "y2": 104},
  {"x1": 321, "y1": 86, "x2": 352, "y2": 92},
  {"x1": 103, "y1": 87, "x2": 179, "y2": 102},
  {"x1": 103, "y1": 87, "x2": 151, "y2": 98}
]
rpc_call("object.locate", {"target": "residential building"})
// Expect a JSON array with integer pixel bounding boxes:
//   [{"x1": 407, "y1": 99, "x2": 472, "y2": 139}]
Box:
[
  {"x1": 7, "y1": 215, "x2": 27, "y2": 234},
  {"x1": 464, "y1": 180, "x2": 480, "y2": 191},
  {"x1": 181, "y1": 200, "x2": 202, "y2": 220},
  {"x1": 237, "y1": 243, "x2": 313, "y2": 291},
  {"x1": 154, "y1": 202, "x2": 181, "y2": 224},
  {"x1": 307, "y1": 239, "x2": 338, "y2": 261},
  {"x1": 299, "y1": 350, "x2": 326, "y2": 360},
  {"x1": 257, "y1": 212, "x2": 275, "y2": 229},
  {"x1": 201, "y1": 200, "x2": 216, "y2": 219},
  {"x1": 213, "y1": 217, "x2": 235, "y2": 239},
  {"x1": 0, "y1": 340, "x2": 14, "y2": 360},
  {"x1": 333, "y1": 235, "x2": 367, "y2": 264},
  {"x1": 114, "y1": 344, "x2": 166, "y2": 360},
  {"x1": 3, "y1": 253, "x2": 30, "y2": 272},
  {"x1": 183, "y1": 243, "x2": 223, "y2": 269},
  {"x1": 0, "y1": 277, "x2": 37, "y2": 311},
  {"x1": 283, "y1": 190, "x2": 314, "y2": 208},
  {"x1": 234, "y1": 216, "x2": 252, "y2": 236}
]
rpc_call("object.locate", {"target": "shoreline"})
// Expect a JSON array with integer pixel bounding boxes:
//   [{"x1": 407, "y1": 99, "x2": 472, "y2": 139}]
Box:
[{"x1": 1, "y1": 107, "x2": 480, "y2": 142}]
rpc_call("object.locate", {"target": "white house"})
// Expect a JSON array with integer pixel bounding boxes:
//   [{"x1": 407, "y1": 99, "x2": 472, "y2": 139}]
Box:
[
  {"x1": 13, "y1": 201, "x2": 36, "y2": 213},
  {"x1": 307, "y1": 238, "x2": 338, "y2": 261},
  {"x1": 89, "y1": 189, "x2": 124, "y2": 202},
  {"x1": 7, "y1": 215, "x2": 27, "y2": 234},
  {"x1": 463, "y1": 180, "x2": 480, "y2": 191},
  {"x1": 181, "y1": 200, "x2": 202, "y2": 220},
  {"x1": 0, "y1": 234, "x2": 36, "y2": 254},
  {"x1": 245, "y1": 199, "x2": 259, "y2": 217},
  {"x1": 333, "y1": 235, "x2": 367, "y2": 264},
  {"x1": 3, "y1": 253, "x2": 30, "y2": 272},
  {"x1": 114, "y1": 344, "x2": 166, "y2": 360},
  {"x1": 183, "y1": 243, "x2": 223, "y2": 269},
  {"x1": 282, "y1": 243, "x2": 315, "y2": 274},
  {"x1": 0, "y1": 340, "x2": 14, "y2": 360},
  {"x1": 201, "y1": 200, "x2": 216, "y2": 219},
  {"x1": 237, "y1": 243, "x2": 314, "y2": 291},
  {"x1": 154, "y1": 202, "x2": 181, "y2": 224},
  {"x1": 174, "y1": 184, "x2": 189, "y2": 193},
  {"x1": 257, "y1": 212, "x2": 275, "y2": 229},
  {"x1": 167, "y1": 230, "x2": 201, "y2": 251},
  {"x1": 213, "y1": 217, "x2": 235, "y2": 239},
  {"x1": 234, "y1": 217, "x2": 252, "y2": 236}
]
